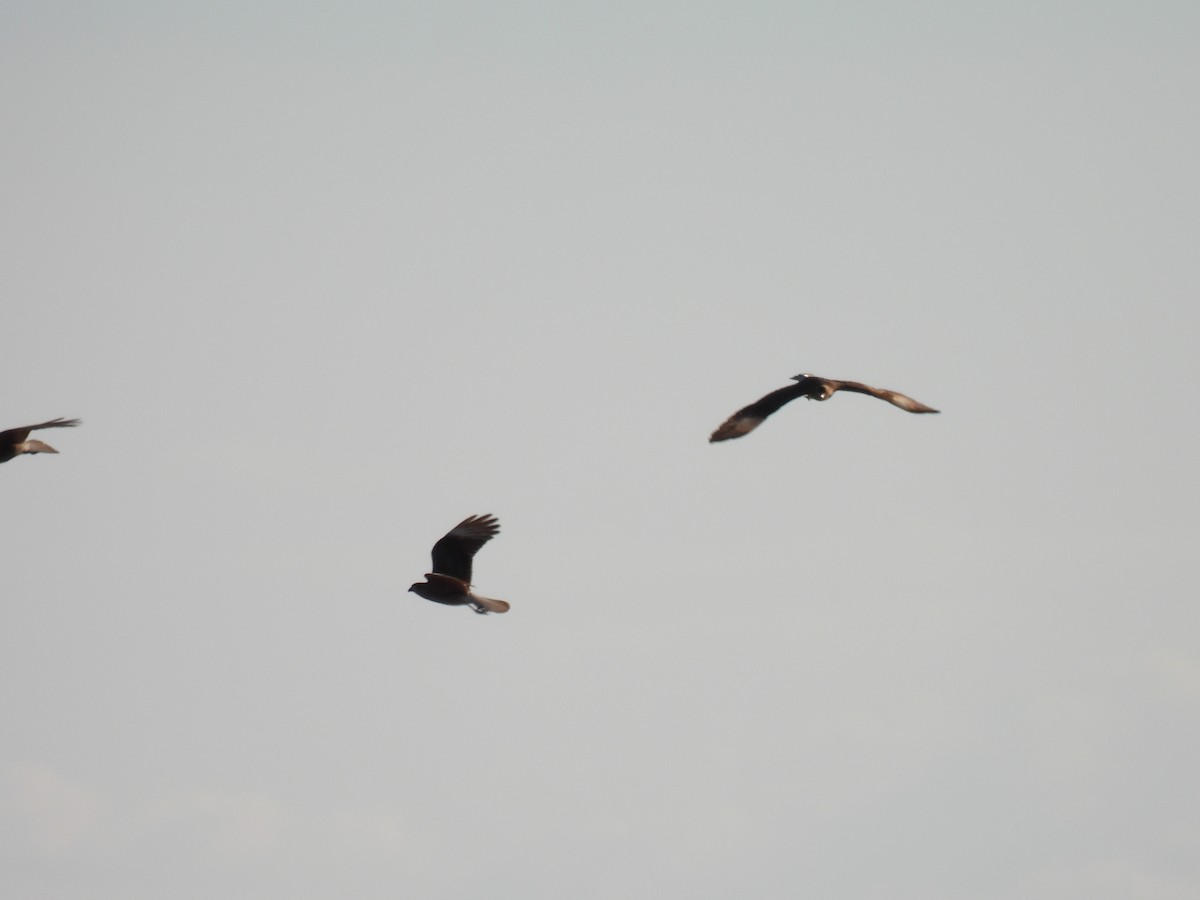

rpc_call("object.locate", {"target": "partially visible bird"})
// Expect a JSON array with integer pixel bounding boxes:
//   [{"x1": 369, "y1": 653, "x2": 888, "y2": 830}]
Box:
[
  {"x1": 0, "y1": 418, "x2": 82, "y2": 464},
  {"x1": 409, "y1": 514, "x2": 510, "y2": 614},
  {"x1": 710, "y1": 374, "x2": 938, "y2": 442}
]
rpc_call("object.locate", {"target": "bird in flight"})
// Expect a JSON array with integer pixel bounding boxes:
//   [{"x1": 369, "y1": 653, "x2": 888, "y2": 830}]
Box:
[
  {"x1": 710, "y1": 374, "x2": 938, "y2": 442},
  {"x1": 409, "y1": 514, "x2": 510, "y2": 614},
  {"x1": 0, "y1": 418, "x2": 82, "y2": 464}
]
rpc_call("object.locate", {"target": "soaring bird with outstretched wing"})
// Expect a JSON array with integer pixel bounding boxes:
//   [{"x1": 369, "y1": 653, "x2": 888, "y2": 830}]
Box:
[
  {"x1": 710, "y1": 374, "x2": 937, "y2": 442},
  {"x1": 409, "y1": 514, "x2": 510, "y2": 614},
  {"x1": 0, "y1": 418, "x2": 82, "y2": 464}
]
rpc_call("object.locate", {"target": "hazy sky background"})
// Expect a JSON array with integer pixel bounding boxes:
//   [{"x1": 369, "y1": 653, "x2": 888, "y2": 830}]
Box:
[{"x1": 3, "y1": 2, "x2": 1198, "y2": 898}]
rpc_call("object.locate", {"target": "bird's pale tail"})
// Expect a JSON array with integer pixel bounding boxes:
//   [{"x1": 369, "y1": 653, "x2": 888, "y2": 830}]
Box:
[
  {"x1": 471, "y1": 594, "x2": 511, "y2": 614},
  {"x1": 18, "y1": 440, "x2": 59, "y2": 455}
]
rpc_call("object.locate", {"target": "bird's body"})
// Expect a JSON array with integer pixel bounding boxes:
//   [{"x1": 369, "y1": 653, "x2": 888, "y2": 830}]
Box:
[
  {"x1": 0, "y1": 418, "x2": 81, "y2": 463},
  {"x1": 409, "y1": 514, "x2": 510, "y2": 614},
  {"x1": 709, "y1": 374, "x2": 937, "y2": 442}
]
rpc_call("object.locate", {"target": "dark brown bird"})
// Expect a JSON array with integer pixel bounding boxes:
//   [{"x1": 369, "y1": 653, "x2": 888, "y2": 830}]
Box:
[
  {"x1": 710, "y1": 374, "x2": 938, "y2": 442},
  {"x1": 409, "y1": 514, "x2": 510, "y2": 614},
  {"x1": 0, "y1": 418, "x2": 82, "y2": 464}
]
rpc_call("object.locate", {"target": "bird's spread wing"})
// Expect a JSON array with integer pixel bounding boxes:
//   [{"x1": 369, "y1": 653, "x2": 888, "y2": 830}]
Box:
[
  {"x1": 827, "y1": 380, "x2": 939, "y2": 413},
  {"x1": 709, "y1": 382, "x2": 813, "y2": 442},
  {"x1": 30, "y1": 417, "x2": 81, "y2": 431},
  {"x1": 0, "y1": 418, "x2": 81, "y2": 445},
  {"x1": 430, "y1": 514, "x2": 500, "y2": 583}
]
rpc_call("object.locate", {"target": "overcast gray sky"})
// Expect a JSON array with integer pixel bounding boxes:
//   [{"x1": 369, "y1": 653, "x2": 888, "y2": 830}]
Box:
[{"x1": 3, "y1": 2, "x2": 1199, "y2": 898}]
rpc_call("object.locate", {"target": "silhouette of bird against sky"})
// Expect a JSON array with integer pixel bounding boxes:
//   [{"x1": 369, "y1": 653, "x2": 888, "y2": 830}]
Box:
[
  {"x1": 0, "y1": 418, "x2": 81, "y2": 464},
  {"x1": 710, "y1": 374, "x2": 938, "y2": 442},
  {"x1": 409, "y1": 514, "x2": 510, "y2": 614}
]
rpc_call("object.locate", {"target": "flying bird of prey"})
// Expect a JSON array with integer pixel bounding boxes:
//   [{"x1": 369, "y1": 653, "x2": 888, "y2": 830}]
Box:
[
  {"x1": 710, "y1": 374, "x2": 938, "y2": 442},
  {"x1": 0, "y1": 418, "x2": 82, "y2": 464},
  {"x1": 409, "y1": 514, "x2": 510, "y2": 615}
]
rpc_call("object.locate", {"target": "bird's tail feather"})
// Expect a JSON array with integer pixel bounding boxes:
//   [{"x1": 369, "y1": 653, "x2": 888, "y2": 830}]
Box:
[{"x1": 471, "y1": 594, "x2": 511, "y2": 614}]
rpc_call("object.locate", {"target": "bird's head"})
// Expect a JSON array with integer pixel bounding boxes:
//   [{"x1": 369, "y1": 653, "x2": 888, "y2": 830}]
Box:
[{"x1": 790, "y1": 374, "x2": 829, "y2": 400}]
